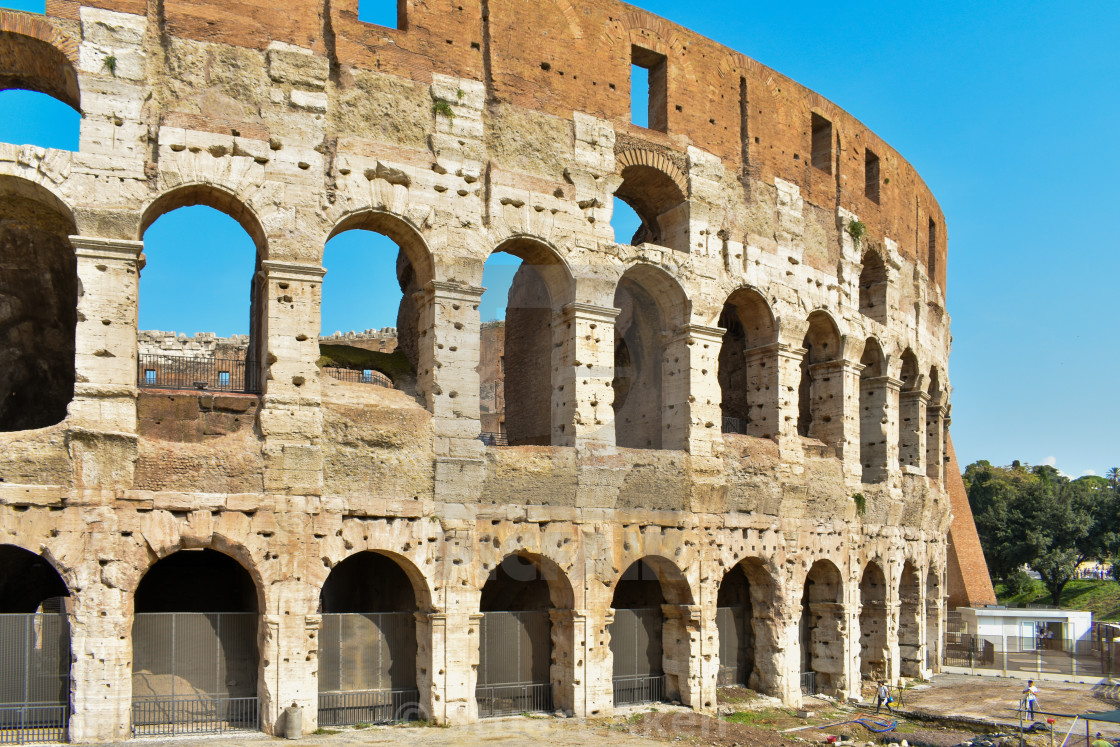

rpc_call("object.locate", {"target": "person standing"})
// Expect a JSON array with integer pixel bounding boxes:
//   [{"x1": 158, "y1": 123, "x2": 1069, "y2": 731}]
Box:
[
  {"x1": 1022, "y1": 679, "x2": 1039, "y2": 720},
  {"x1": 876, "y1": 681, "x2": 893, "y2": 715}
]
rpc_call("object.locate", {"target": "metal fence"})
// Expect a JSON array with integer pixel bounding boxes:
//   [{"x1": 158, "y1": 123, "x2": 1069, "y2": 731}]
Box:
[
  {"x1": 800, "y1": 671, "x2": 819, "y2": 695},
  {"x1": 610, "y1": 608, "x2": 664, "y2": 706},
  {"x1": 943, "y1": 633, "x2": 1117, "y2": 677},
  {"x1": 476, "y1": 611, "x2": 552, "y2": 717},
  {"x1": 138, "y1": 354, "x2": 261, "y2": 393},
  {"x1": 0, "y1": 614, "x2": 70, "y2": 745},
  {"x1": 722, "y1": 416, "x2": 749, "y2": 435},
  {"x1": 716, "y1": 606, "x2": 749, "y2": 687},
  {"x1": 478, "y1": 432, "x2": 510, "y2": 446},
  {"x1": 322, "y1": 367, "x2": 394, "y2": 388},
  {"x1": 318, "y1": 613, "x2": 418, "y2": 726},
  {"x1": 131, "y1": 613, "x2": 258, "y2": 735}
]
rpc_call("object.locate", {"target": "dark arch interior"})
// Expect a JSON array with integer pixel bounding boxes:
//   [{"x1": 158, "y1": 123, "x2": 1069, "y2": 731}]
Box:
[
  {"x1": 612, "y1": 559, "x2": 666, "y2": 609},
  {"x1": 613, "y1": 165, "x2": 686, "y2": 247},
  {"x1": 135, "y1": 549, "x2": 258, "y2": 613},
  {"x1": 0, "y1": 545, "x2": 68, "y2": 613},
  {"x1": 858, "y1": 251, "x2": 888, "y2": 322},
  {"x1": 717, "y1": 304, "x2": 749, "y2": 427},
  {"x1": 480, "y1": 554, "x2": 551, "y2": 611},
  {"x1": 859, "y1": 562, "x2": 888, "y2": 678},
  {"x1": 716, "y1": 564, "x2": 755, "y2": 687},
  {"x1": 0, "y1": 187, "x2": 76, "y2": 431},
  {"x1": 613, "y1": 277, "x2": 665, "y2": 449},
  {"x1": 320, "y1": 551, "x2": 418, "y2": 613}
]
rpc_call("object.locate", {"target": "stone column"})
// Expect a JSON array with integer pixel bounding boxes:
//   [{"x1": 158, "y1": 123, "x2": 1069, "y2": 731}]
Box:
[
  {"x1": 884, "y1": 377, "x2": 902, "y2": 479},
  {"x1": 806, "y1": 360, "x2": 844, "y2": 449},
  {"x1": 838, "y1": 360, "x2": 864, "y2": 476},
  {"x1": 776, "y1": 345, "x2": 807, "y2": 448},
  {"x1": 589, "y1": 607, "x2": 615, "y2": 715},
  {"x1": 258, "y1": 260, "x2": 326, "y2": 497},
  {"x1": 67, "y1": 236, "x2": 145, "y2": 491},
  {"x1": 744, "y1": 342, "x2": 780, "y2": 440},
  {"x1": 898, "y1": 390, "x2": 929, "y2": 473},
  {"x1": 549, "y1": 608, "x2": 584, "y2": 716},
  {"x1": 661, "y1": 324, "x2": 724, "y2": 454},
  {"x1": 661, "y1": 604, "x2": 704, "y2": 708},
  {"x1": 427, "y1": 609, "x2": 480, "y2": 725},
  {"x1": 554, "y1": 303, "x2": 619, "y2": 447},
  {"x1": 68, "y1": 590, "x2": 132, "y2": 741},
  {"x1": 258, "y1": 608, "x2": 320, "y2": 735},
  {"x1": 414, "y1": 612, "x2": 435, "y2": 720},
  {"x1": 925, "y1": 404, "x2": 945, "y2": 482},
  {"x1": 859, "y1": 375, "x2": 890, "y2": 483}
]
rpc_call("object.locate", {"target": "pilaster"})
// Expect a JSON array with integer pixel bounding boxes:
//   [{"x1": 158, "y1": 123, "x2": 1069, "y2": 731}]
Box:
[{"x1": 555, "y1": 303, "x2": 619, "y2": 447}]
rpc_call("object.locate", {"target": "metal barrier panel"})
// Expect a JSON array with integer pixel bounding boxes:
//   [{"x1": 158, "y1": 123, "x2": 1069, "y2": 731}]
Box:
[
  {"x1": 716, "y1": 606, "x2": 748, "y2": 687},
  {"x1": 610, "y1": 608, "x2": 663, "y2": 705},
  {"x1": 800, "y1": 671, "x2": 818, "y2": 695},
  {"x1": 131, "y1": 613, "x2": 258, "y2": 735},
  {"x1": 0, "y1": 614, "x2": 70, "y2": 745},
  {"x1": 476, "y1": 611, "x2": 553, "y2": 717},
  {"x1": 138, "y1": 354, "x2": 260, "y2": 393},
  {"x1": 317, "y1": 613, "x2": 418, "y2": 725}
]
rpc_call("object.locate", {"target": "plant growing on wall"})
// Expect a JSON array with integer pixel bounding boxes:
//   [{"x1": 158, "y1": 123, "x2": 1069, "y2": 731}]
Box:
[
  {"x1": 103, "y1": 55, "x2": 118, "y2": 76},
  {"x1": 432, "y1": 99, "x2": 455, "y2": 123},
  {"x1": 847, "y1": 219, "x2": 867, "y2": 248},
  {"x1": 852, "y1": 492, "x2": 867, "y2": 516}
]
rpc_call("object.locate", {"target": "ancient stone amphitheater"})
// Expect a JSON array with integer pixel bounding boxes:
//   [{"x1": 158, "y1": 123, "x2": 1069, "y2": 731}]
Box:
[{"x1": 0, "y1": 0, "x2": 994, "y2": 741}]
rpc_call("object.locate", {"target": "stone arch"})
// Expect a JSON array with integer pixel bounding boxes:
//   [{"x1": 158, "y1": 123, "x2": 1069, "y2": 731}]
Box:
[
  {"x1": 613, "y1": 149, "x2": 688, "y2": 250},
  {"x1": 613, "y1": 263, "x2": 690, "y2": 450},
  {"x1": 718, "y1": 286, "x2": 778, "y2": 437},
  {"x1": 612, "y1": 554, "x2": 694, "y2": 606},
  {"x1": 0, "y1": 13, "x2": 81, "y2": 112},
  {"x1": 485, "y1": 236, "x2": 575, "y2": 446},
  {"x1": 716, "y1": 557, "x2": 779, "y2": 694},
  {"x1": 858, "y1": 249, "x2": 888, "y2": 324},
  {"x1": 0, "y1": 543, "x2": 70, "y2": 613},
  {"x1": 859, "y1": 337, "x2": 888, "y2": 483},
  {"x1": 0, "y1": 174, "x2": 77, "y2": 431},
  {"x1": 858, "y1": 560, "x2": 888, "y2": 680},
  {"x1": 797, "y1": 559, "x2": 845, "y2": 696},
  {"x1": 898, "y1": 560, "x2": 922, "y2": 677},
  {"x1": 797, "y1": 310, "x2": 842, "y2": 443},
  {"x1": 320, "y1": 549, "x2": 433, "y2": 613},
  {"x1": 129, "y1": 536, "x2": 268, "y2": 615}
]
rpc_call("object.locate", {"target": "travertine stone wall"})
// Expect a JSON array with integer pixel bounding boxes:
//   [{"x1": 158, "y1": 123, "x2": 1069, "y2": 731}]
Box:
[{"x1": 0, "y1": 0, "x2": 982, "y2": 740}]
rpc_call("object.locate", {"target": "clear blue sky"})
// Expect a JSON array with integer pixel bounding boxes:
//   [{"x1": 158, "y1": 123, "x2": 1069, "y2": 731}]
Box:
[{"x1": 2, "y1": 0, "x2": 1117, "y2": 476}]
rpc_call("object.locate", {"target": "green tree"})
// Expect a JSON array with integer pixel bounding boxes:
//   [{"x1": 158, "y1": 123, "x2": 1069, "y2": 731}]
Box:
[{"x1": 1108, "y1": 467, "x2": 1120, "y2": 488}]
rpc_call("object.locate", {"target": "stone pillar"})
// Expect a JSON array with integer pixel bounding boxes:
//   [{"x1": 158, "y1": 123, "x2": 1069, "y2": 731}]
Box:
[
  {"x1": 414, "y1": 612, "x2": 435, "y2": 720},
  {"x1": 669, "y1": 324, "x2": 724, "y2": 456},
  {"x1": 590, "y1": 607, "x2": 615, "y2": 715},
  {"x1": 884, "y1": 378, "x2": 902, "y2": 479},
  {"x1": 806, "y1": 360, "x2": 844, "y2": 449},
  {"x1": 554, "y1": 303, "x2": 619, "y2": 447},
  {"x1": 549, "y1": 608, "x2": 585, "y2": 715},
  {"x1": 258, "y1": 260, "x2": 326, "y2": 497},
  {"x1": 899, "y1": 390, "x2": 928, "y2": 473},
  {"x1": 744, "y1": 342, "x2": 780, "y2": 440},
  {"x1": 68, "y1": 597, "x2": 132, "y2": 741},
  {"x1": 416, "y1": 282, "x2": 485, "y2": 460},
  {"x1": 662, "y1": 604, "x2": 704, "y2": 708},
  {"x1": 859, "y1": 375, "x2": 890, "y2": 483},
  {"x1": 838, "y1": 360, "x2": 864, "y2": 476},
  {"x1": 925, "y1": 404, "x2": 945, "y2": 482},
  {"x1": 776, "y1": 345, "x2": 807, "y2": 448},
  {"x1": 67, "y1": 236, "x2": 145, "y2": 491},
  {"x1": 258, "y1": 607, "x2": 320, "y2": 735},
  {"x1": 427, "y1": 609, "x2": 479, "y2": 725}
]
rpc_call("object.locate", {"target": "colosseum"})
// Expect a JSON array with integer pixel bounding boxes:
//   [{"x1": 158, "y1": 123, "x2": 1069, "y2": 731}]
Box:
[{"x1": 0, "y1": 0, "x2": 995, "y2": 740}]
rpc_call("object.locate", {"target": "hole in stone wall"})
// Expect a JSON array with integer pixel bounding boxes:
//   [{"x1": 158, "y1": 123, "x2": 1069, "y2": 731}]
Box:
[
  {"x1": 358, "y1": 0, "x2": 404, "y2": 29},
  {"x1": 858, "y1": 251, "x2": 888, "y2": 324},
  {"x1": 611, "y1": 164, "x2": 687, "y2": 251},
  {"x1": 928, "y1": 218, "x2": 938, "y2": 280},
  {"x1": 631, "y1": 45, "x2": 667, "y2": 132},
  {"x1": 864, "y1": 148, "x2": 880, "y2": 203},
  {"x1": 811, "y1": 113, "x2": 832, "y2": 174}
]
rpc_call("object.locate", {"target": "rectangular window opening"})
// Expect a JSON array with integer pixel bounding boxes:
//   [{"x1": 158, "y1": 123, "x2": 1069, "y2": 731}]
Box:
[
  {"x1": 144, "y1": 369, "x2": 156, "y2": 385},
  {"x1": 811, "y1": 113, "x2": 832, "y2": 173},
  {"x1": 865, "y1": 148, "x2": 880, "y2": 203},
  {"x1": 631, "y1": 45, "x2": 668, "y2": 132},
  {"x1": 928, "y1": 218, "x2": 938, "y2": 279},
  {"x1": 358, "y1": 0, "x2": 405, "y2": 30},
  {"x1": 739, "y1": 76, "x2": 749, "y2": 173},
  {"x1": 218, "y1": 371, "x2": 230, "y2": 387}
]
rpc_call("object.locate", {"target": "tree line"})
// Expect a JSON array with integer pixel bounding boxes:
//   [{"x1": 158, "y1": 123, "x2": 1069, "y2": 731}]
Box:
[{"x1": 965, "y1": 461, "x2": 1120, "y2": 606}]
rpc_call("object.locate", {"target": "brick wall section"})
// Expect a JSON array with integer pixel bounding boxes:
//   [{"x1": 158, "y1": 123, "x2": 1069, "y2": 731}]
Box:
[{"x1": 945, "y1": 433, "x2": 997, "y2": 609}]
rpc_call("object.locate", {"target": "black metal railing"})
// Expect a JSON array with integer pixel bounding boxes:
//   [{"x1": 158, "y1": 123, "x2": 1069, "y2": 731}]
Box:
[
  {"x1": 613, "y1": 674, "x2": 665, "y2": 706},
  {"x1": 138, "y1": 354, "x2": 260, "y2": 394},
  {"x1": 722, "y1": 416, "x2": 749, "y2": 435},
  {"x1": 942, "y1": 633, "x2": 1116, "y2": 677},
  {"x1": 476, "y1": 683, "x2": 552, "y2": 718},
  {"x1": 717, "y1": 665, "x2": 747, "y2": 688},
  {"x1": 800, "y1": 671, "x2": 818, "y2": 695},
  {"x1": 0, "y1": 705, "x2": 68, "y2": 745},
  {"x1": 322, "y1": 367, "x2": 394, "y2": 388},
  {"x1": 478, "y1": 432, "x2": 509, "y2": 446},
  {"x1": 131, "y1": 696, "x2": 258, "y2": 736},
  {"x1": 317, "y1": 689, "x2": 420, "y2": 727}
]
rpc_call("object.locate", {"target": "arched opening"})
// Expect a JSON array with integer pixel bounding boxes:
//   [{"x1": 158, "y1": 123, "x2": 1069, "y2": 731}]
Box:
[
  {"x1": 718, "y1": 288, "x2": 778, "y2": 438},
  {"x1": 798, "y1": 560, "x2": 844, "y2": 696},
  {"x1": 0, "y1": 178, "x2": 76, "y2": 431},
  {"x1": 0, "y1": 545, "x2": 70, "y2": 742},
  {"x1": 797, "y1": 311, "x2": 842, "y2": 446},
  {"x1": 321, "y1": 212, "x2": 434, "y2": 402},
  {"x1": 131, "y1": 549, "x2": 260, "y2": 735},
  {"x1": 0, "y1": 28, "x2": 80, "y2": 151},
  {"x1": 610, "y1": 557, "x2": 692, "y2": 706},
  {"x1": 898, "y1": 349, "x2": 922, "y2": 469},
  {"x1": 859, "y1": 338, "x2": 888, "y2": 483},
  {"x1": 925, "y1": 568, "x2": 941, "y2": 673},
  {"x1": 138, "y1": 190, "x2": 268, "y2": 395},
  {"x1": 613, "y1": 265, "x2": 689, "y2": 450},
  {"x1": 858, "y1": 561, "x2": 888, "y2": 681},
  {"x1": 716, "y1": 559, "x2": 778, "y2": 693},
  {"x1": 898, "y1": 561, "x2": 922, "y2": 677},
  {"x1": 925, "y1": 368, "x2": 944, "y2": 480},
  {"x1": 477, "y1": 553, "x2": 573, "y2": 717},
  {"x1": 478, "y1": 238, "x2": 573, "y2": 447},
  {"x1": 317, "y1": 551, "x2": 425, "y2": 726},
  {"x1": 858, "y1": 251, "x2": 888, "y2": 324},
  {"x1": 612, "y1": 160, "x2": 688, "y2": 251}
]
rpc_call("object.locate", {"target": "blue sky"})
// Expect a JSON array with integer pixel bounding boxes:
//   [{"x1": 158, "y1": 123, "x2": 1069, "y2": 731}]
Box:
[{"x1": 1, "y1": 0, "x2": 1117, "y2": 476}]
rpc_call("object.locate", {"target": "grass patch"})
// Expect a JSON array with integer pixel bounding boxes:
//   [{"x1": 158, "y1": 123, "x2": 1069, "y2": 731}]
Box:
[
  {"x1": 312, "y1": 727, "x2": 341, "y2": 735},
  {"x1": 723, "y1": 708, "x2": 785, "y2": 726},
  {"x1": 318, "y1": 343, "x2": 414, "y2": 387},
  {"x1": 995, "y1": 579, "x2": 1120, "y2": 620}
]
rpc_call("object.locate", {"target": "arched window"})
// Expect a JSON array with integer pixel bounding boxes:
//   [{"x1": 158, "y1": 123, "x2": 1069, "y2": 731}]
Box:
[
  {"x1": 612, "y1": 152, "x2": 688, "y2": 252},
  {"x1": 0, "y1": 178, "x2": 76, "y2": 430},
  {"x1": 139, "y1": 191, "x2": 268, "y2": 394},
  {"x1": 478, "y1": 238, "x2": 573, "y2": 447},
  {"x1": 796, "y1": 311, "x2": 842, "y2": 445},
  {"x1": 858, "y1": 251, "x2": 888, "y2": 324},
  {"x1": 0, "y1": 24, "x2": 80, "y2": 151},
  {"x1": 859, "y1": 338, "x2": 888, "y2": 483},
  {"x1": 612, "y1": 265, "x2": 689, "y2": 450},
  {"x1": 717, "y1": 288, "x2": 777, "y2": 437}
]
